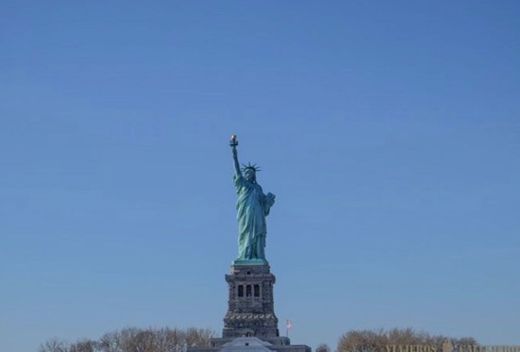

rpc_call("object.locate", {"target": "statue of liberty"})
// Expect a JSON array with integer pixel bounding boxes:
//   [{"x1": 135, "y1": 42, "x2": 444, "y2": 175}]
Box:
[{"x1": 230, "y1": 135, "x2": 276, "y2": 264}]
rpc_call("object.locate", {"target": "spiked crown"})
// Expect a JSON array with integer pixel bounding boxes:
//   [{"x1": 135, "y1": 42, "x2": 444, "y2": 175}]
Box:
[{"x1": 241, "y1": 162, "x2": 261, "y2": 173}]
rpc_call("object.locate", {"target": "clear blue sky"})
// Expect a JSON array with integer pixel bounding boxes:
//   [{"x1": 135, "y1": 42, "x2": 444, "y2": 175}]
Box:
[{"x1": 1, "y1": 1, "x2": 519, "y2": 351}]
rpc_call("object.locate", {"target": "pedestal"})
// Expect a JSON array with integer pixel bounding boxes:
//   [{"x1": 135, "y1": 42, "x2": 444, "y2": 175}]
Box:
[
  {"x1": 222, "y1": 263, "x2": 280, "y2": 340},
  {"x1": 188, "y1": 262, "x2": 311, "y2": 352}
]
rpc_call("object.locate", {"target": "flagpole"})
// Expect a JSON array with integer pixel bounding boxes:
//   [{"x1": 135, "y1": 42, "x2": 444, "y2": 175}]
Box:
[{"x1": 286, "y1": 319, "x2": 292, "y2": 338}]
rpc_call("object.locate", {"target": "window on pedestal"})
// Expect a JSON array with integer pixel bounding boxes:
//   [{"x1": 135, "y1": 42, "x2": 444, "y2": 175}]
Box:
[
  {"x1": 254, "y1": 284, "x2": 260, "y2": 297},
  {"x1": 246, "y1": 285, "x2": 252, "y2": 297},
  {"x1": 238, "y1": 285, "x2": 244, "y2": 297}
]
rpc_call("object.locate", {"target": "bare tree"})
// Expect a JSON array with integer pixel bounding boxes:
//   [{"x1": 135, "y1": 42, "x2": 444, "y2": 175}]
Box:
[
  {"x1": 98, "y1": 331, "x2": 123, "y2": 352},
  {"x1": 185, "y1": 328, "x2": 214, "y2": 348},
  {"x1": 39, "y1": 338, "x2": 69, "y2": 352},
  {"x1": 316, "y1": 343, "x2": 331, "y2": 352},
  {"x1": 337, "y1": 328, "x2": 478, "y2": 352},
  {"x1": 43, "y1": 327, "x2": 214, "y2": 352},
  {"x1": 69, "y1": 340, "x2": 97, "y2": 352}
]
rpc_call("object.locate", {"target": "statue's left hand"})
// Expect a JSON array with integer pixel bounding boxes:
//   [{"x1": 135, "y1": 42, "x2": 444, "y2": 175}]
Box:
[{"x1": 264, "y1": 193, "x2": 275, "y2": 215}]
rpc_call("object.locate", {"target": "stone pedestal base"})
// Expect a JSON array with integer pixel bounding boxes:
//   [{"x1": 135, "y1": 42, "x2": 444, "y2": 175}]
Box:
[
  {"x1": 223, "y1": 263, "x2": 279, "y2": 339},
  {"x1": 210, "y1": 336, "x2": 290, "y2": 348},
  {"x1": 187, "y1": 262, "x2": 310, "y2": 352}
]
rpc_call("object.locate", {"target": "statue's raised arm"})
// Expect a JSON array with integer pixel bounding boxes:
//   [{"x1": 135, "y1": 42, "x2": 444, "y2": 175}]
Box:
[{"x1": 230, "y1": 134, "x2": 241, "y2": 177}]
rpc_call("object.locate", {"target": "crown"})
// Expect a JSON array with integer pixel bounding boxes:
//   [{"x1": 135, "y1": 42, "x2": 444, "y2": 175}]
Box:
[{"x1": 241, "y1": 162, "x2": 261, "y2": 173}]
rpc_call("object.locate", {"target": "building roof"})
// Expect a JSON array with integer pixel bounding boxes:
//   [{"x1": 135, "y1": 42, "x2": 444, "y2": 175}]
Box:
[{"x1": 220, "y1": 337, "x2": 274, "y2": 352}]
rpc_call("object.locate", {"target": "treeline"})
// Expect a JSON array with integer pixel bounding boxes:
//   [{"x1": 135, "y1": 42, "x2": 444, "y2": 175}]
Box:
[
  {"x1": 337, "y1": 328, "x2": 477, "y2": 352},
  {"x1": 40, "y1": 327, "x2": 477, "y2": 352},
  {"x1": 39, "y1": 327, "x2": 214, "y2": 352}
]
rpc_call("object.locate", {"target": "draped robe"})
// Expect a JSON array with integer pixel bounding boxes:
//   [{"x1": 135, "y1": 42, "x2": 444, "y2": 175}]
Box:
[{"x1": 234, "y1": 174, "x2": 274, "y2": 261}]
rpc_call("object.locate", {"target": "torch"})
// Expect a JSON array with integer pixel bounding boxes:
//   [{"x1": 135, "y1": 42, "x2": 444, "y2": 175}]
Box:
[{"x1": 230, "y1": 134, "x2": 238, "y2": 147}]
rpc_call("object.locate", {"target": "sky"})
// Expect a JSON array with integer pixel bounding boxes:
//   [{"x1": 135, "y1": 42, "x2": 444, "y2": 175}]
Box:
[{"x1": 1, "y1": 1, "x2": 519, "y2": 351}]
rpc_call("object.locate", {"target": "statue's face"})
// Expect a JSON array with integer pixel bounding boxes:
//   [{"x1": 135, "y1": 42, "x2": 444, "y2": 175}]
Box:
[{"x1": 244, "y1": 168, "x2": 256, "y2": 181}]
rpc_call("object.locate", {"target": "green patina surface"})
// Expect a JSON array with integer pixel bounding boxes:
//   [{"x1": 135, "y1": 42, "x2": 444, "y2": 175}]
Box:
[
  {"x1": 232, "y1": 258, "x2": 269, "y2": 266},
  {"x1": 230, "y1": 135, "x2": 275, "y2": 264}
]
